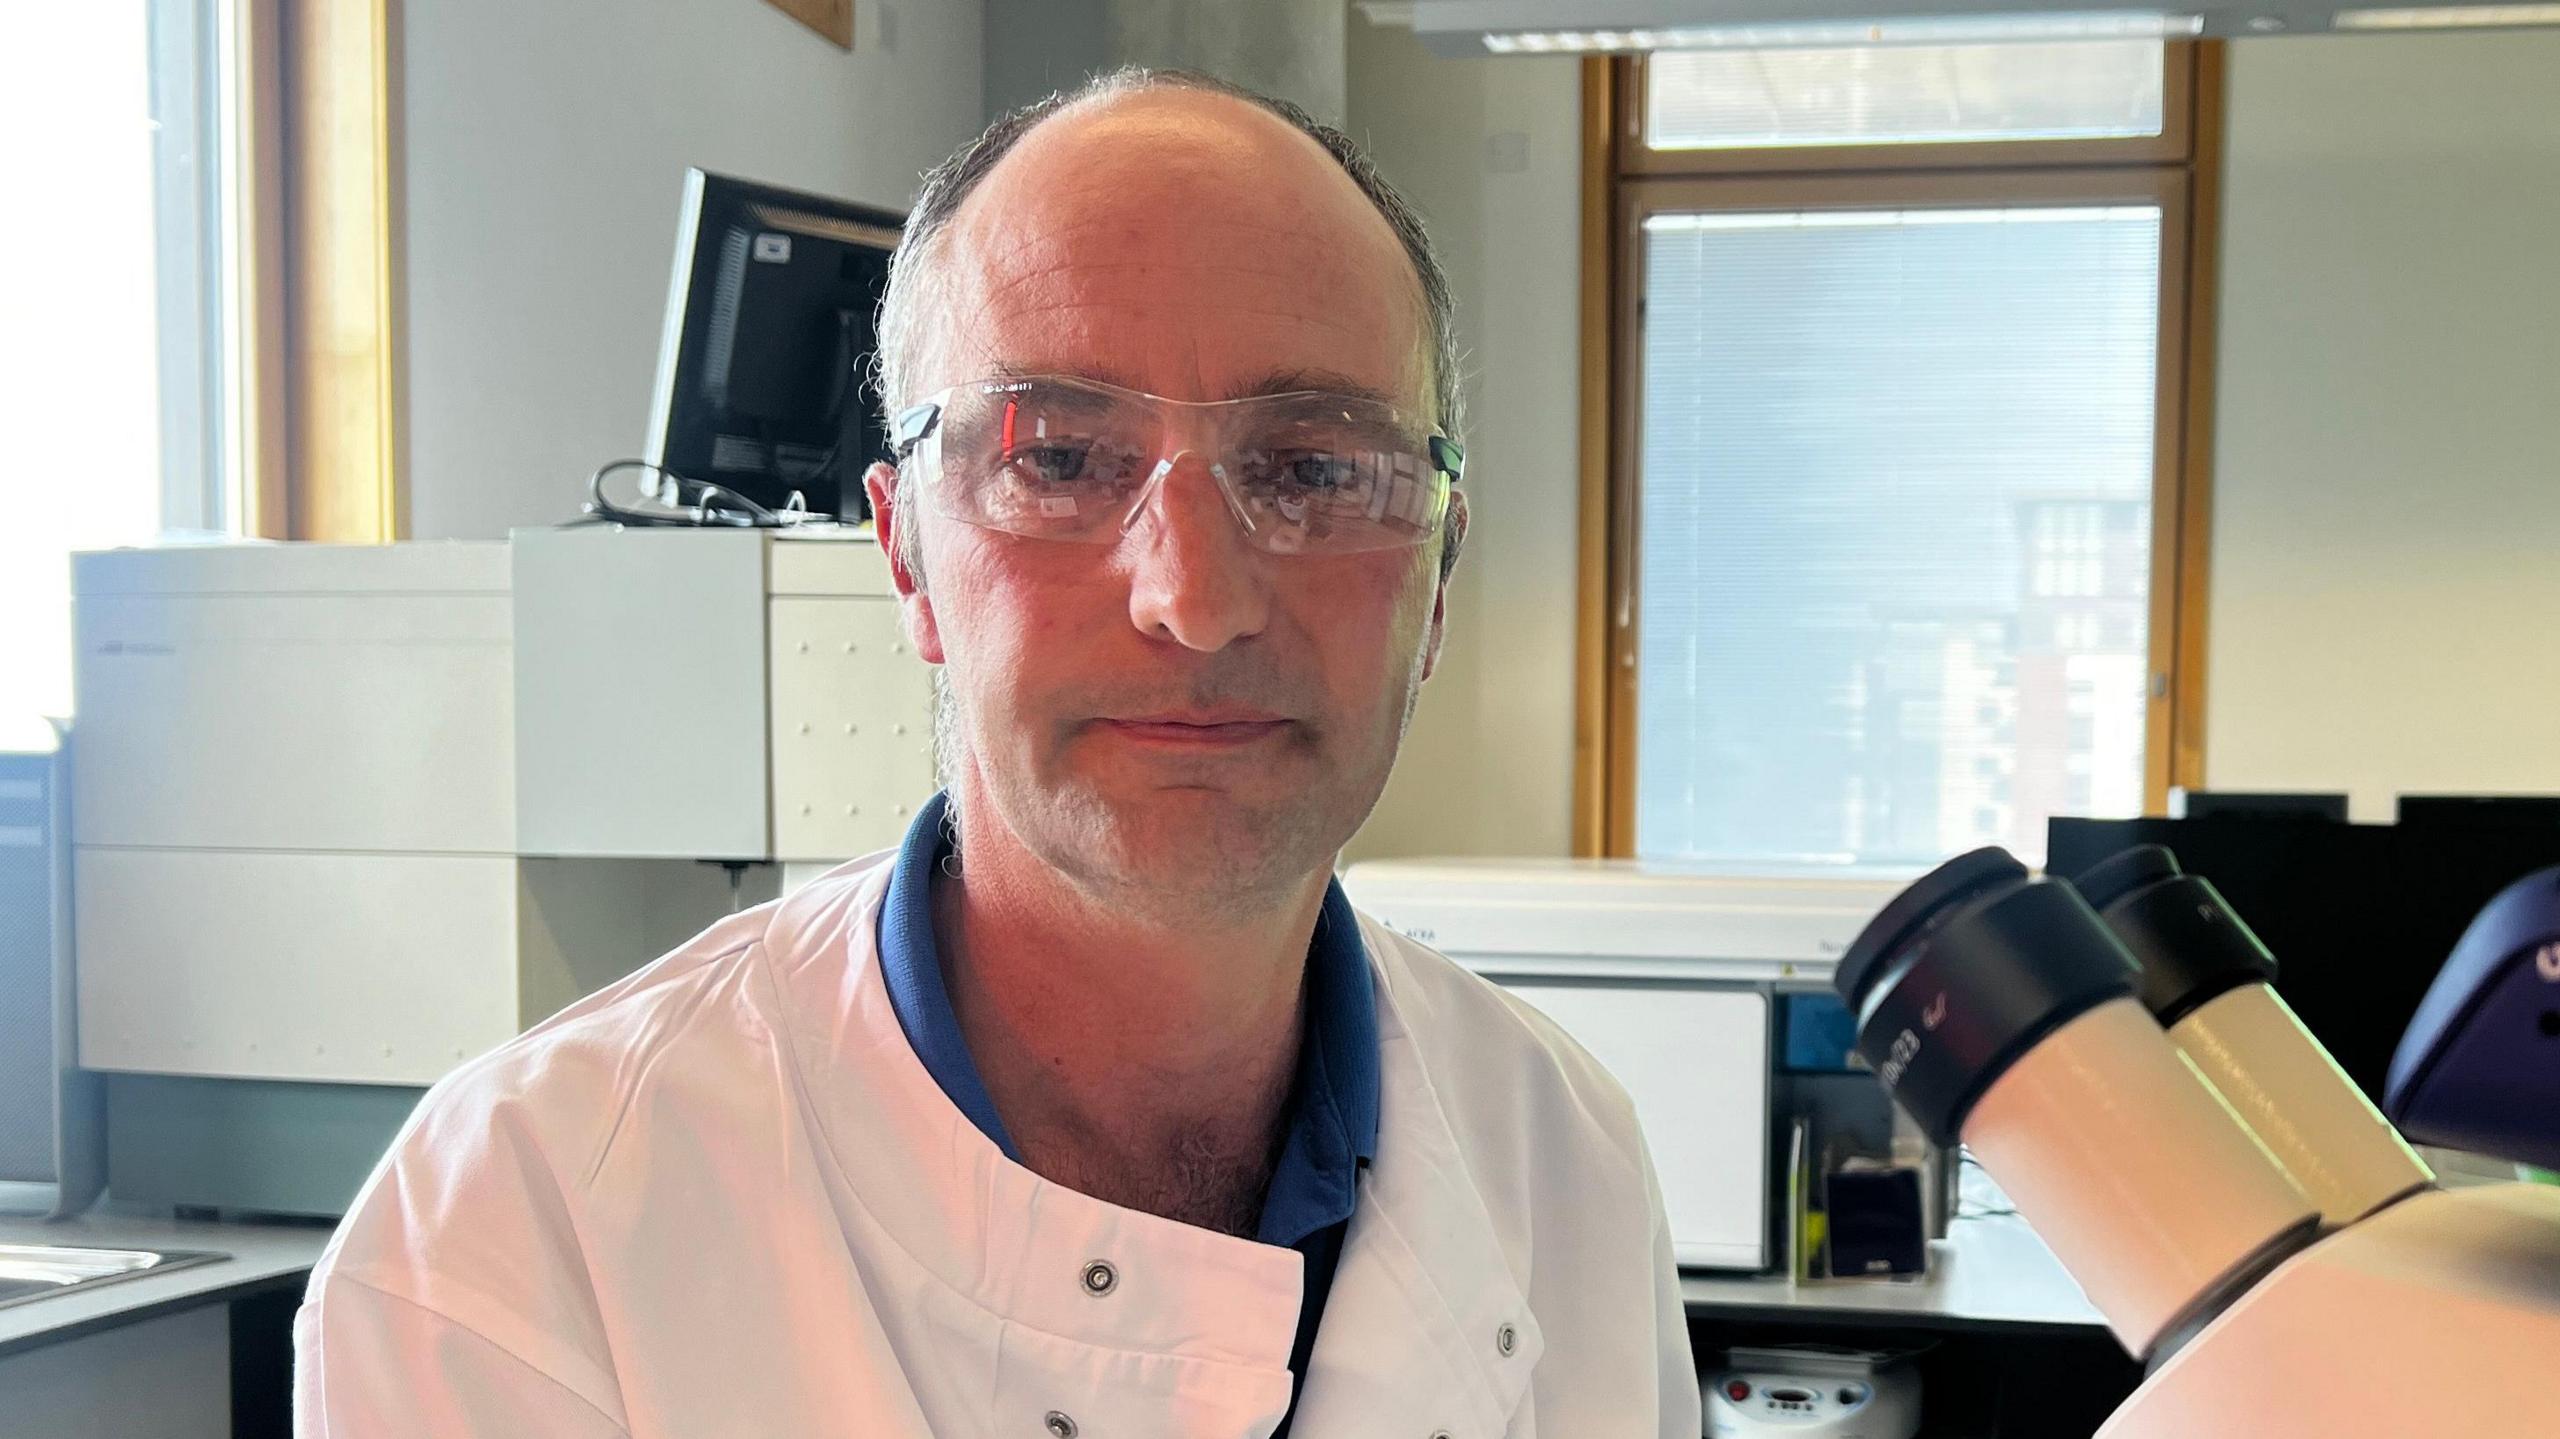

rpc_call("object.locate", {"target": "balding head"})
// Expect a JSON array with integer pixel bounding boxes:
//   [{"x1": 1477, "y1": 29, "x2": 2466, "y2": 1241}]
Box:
[{"x1": 875, "y1": 68, "x2": 1461, "y2": 448}]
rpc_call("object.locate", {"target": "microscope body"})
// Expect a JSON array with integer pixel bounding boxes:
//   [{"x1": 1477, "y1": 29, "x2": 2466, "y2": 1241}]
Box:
[{"x1": 2101, "y1": 1181, "x2": 2560, "y2": 1436}]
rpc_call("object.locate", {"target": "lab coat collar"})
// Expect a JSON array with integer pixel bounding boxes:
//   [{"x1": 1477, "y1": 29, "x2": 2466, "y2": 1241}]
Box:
[
  {"x1": 1260, "y1": 879, "x2": 1385, "y2": 1247},
  {"x1": 871, "y1": 791, "x2": 1381, "y2": 1251},
  {"x1": 875, "y1": 791, "x2": 1020, "y2": 1157},
  {"x1": 759, "y1": 859, "x2": 1542, "y2": 1434}
]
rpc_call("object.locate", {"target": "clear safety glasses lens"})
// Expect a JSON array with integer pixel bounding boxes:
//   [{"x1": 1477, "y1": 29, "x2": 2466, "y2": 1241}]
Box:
[{"x1": 900, "y1": 376, "x2": 1456, "y2": 556}]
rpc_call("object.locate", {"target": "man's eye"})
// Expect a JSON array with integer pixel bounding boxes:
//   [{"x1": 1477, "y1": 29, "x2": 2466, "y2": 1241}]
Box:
[{"x1": 1002, "y1": 444, "x2": 1096, "y2": 487}]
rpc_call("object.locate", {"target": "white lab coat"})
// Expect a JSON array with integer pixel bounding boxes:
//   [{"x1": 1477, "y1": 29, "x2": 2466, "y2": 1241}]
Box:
[{"x1": 294, "y1": 852, "x2": 1700, "y2": 1438}]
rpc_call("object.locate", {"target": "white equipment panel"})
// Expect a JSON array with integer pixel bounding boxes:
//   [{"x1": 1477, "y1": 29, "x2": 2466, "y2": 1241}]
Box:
[
  {"x1": 1511, "y1": 981, "x2": 1772, "y2": 1270},
  {"x1": 511, "y1": 527, "x2": 768, "y2": 858},
  {"x1": 766, "y1": 535, "x2": 938, "y2": 861},
  {"x1": 72, "y1": 544, "x2": 514, "y2": 855},
  {"x1": 1344, "y1": 858, "x2": 1908, "y2": 983},
  {"x1": 511, "y1": 527, "x2": 936, "y2": 862},
  {"x1": 74, "y1": 848, "x2": 737, "y2": 1086},
  {"x1": 767, "y1": 599, "x2": 935, "y2": 860},
  {"x1": 1343, "y1": 857, "x2": 1905, "y2": 1272},
  {"x1": 76, "y1": 849, "x2": 520, "y2": 1084}
]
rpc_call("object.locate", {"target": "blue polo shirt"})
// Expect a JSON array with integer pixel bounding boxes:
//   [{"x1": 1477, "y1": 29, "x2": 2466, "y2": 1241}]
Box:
[{"x1": 876, "y1": 793, "x2": 1380, "y2": 1430}]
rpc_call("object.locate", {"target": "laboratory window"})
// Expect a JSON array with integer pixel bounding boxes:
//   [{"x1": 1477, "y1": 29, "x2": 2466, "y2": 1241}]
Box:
[
  {"x1": 1584, "y1": 41, "x2": 2218, "y2": 867},
  {"x1": 5, "y1": 1, "x2": 394, "y2": 725},
  {"x1": 4, "y1": 2, "x2": 244, "y2": 721}
]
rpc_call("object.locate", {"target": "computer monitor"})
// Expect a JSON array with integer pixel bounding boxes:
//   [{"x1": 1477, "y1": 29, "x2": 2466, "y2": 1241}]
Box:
[
  {"x1": 644, "y1": 169, "x2": 902, "y2": 520},
  {"x1": 2396, "y1": 794, "x2": 2560, "y2": 830},
  {"x1": 2177, "y1": 790, "x2": 2349, "y2": 823}
]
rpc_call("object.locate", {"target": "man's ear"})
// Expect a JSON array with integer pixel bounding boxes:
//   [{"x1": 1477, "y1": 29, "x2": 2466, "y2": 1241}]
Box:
[
  {"x1": 866, "y1": 460, "x2": 945, "y2": 665},
  {"x1": 1438, "y1": 488, "x2": 1470, "y2": 581},
  {"x1": 1419, "y1": 490, "x2": 1468, "y2": 682}
]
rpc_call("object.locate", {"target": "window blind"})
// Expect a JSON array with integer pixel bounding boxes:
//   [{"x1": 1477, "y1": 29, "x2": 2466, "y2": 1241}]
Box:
[{"x1": 1634, "y1": 205, "x2": 2161, "y2": 867}]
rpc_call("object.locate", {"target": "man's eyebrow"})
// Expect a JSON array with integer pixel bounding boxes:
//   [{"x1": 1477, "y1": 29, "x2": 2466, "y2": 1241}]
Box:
[{"x1": 1229, "y1": 368, "x2": 1404, "y2": 408}]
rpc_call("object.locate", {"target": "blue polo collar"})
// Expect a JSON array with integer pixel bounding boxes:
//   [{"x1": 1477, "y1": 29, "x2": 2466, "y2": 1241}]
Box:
[{"x1": 876, "y1": 792, "x2": 1380, "y2": 1248}]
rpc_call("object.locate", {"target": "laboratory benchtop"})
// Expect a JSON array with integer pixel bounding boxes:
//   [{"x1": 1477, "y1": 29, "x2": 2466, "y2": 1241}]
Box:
[
  {"x1": 1682, "y1": 1208, "x2": 2106, "y2": 1335},
  {"x1": 3, "y1": 1202, "x2": 2094, "y2": 1356},
  {"x1": 0, "y1": 1208, "x2": 334, "y2": 1358}
]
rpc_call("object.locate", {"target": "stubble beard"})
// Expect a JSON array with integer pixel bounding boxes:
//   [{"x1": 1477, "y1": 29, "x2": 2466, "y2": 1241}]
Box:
[{"x1": 929, "y1": 656, "x2": 1428, "y2": 929}]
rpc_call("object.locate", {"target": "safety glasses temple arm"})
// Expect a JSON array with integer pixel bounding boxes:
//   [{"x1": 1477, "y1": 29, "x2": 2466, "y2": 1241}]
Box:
[
  {"x1": 1428, "y1": 435, "x2": 1465, "y2": 483},
  {"x1": 892, "y1": 400, "x2": 944, "y2": 459}
]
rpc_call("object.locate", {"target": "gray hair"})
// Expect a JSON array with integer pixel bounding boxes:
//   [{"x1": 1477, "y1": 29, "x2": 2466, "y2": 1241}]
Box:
[{"x1": 873, "y1": 66, "x2": 1466, "y2": 588}]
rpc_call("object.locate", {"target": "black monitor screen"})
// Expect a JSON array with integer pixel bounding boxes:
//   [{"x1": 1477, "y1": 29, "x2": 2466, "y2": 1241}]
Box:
[
  {"x1": 646, "y1": 170, "x2": 902, "y2": 519},
  {"x1": 2049, "y1": 814, "x2": 2560, "y2": 1103}
]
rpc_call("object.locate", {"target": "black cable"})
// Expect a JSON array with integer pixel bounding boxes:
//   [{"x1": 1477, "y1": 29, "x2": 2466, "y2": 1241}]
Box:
[{"x1": 580, "y1": 458, "x2": 817, "y2": 529}]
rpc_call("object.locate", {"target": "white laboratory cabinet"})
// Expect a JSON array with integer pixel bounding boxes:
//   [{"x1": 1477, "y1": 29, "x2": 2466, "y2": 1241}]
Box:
[{"x1": 1340, "y1": 858, "x2": 1903, "y2": 1271}]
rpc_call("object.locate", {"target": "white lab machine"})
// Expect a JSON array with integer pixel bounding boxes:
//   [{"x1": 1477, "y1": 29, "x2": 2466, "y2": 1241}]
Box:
[
  {"x1": 1340, "y1": 858, "x2": 1904, "y2": 1271},
  {"x1": 67, "y1": 531, "x2": 936, "y2": 1211},
  {"x1": 1704, "y1": 1345, "x2": 1923, "y2": 1439},
  {"x1": 71, "y1": 541, "x2": 560, "y2": 1089}
]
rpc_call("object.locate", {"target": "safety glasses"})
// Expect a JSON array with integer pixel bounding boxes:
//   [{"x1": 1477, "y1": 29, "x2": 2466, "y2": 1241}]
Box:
[{"x1": 891, "y1": 374, "x2": 1463, "y2": 556}]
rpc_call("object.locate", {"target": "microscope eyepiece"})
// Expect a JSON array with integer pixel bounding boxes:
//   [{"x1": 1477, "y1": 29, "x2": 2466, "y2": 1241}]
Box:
[
  {"x1": 2074, "y1": 843, "x2": 2430, "y2": 1225},
  {"x1": 1834, "y1": 846, "x2": 2141, "y2": 1148},
  {"x1": 1840, "y1": 845, "x2": 2327, "y2": 1359},
  {"x1": 1833, "y1": 846, "x2": 2026, "y2": 1003},
  {"x1": 2071, "y1": 842, "x2": 2181, "y2": 910},
  {"x1": 2074, "y1": 844, "x2": 2279, "y2": 1029}
]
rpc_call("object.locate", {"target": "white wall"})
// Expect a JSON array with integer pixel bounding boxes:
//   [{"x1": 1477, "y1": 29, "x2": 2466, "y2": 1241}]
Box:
[
  {"x1": 1342, "y1": 24, "x2": 1585, "y2": 862},
  {"x1": 1103, "y1": 0, "x2": 1349, "y2": 121},
  {"x1": 2205, "y1": 35, "x2": 2560, "y2": 820},
  {"x1": 399, "y1": 0, "x2": 985, "y2": 541},
  {"x1": 983, "y1": 0, "x2": 1106, "y2": 115}
]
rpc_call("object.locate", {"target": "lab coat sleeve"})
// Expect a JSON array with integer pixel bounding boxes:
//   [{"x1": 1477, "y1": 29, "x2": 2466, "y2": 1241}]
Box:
[
  {"x1": 293, "y1": 1018, "x2": 640, "y2": 1439},
  {"x1": 1641, "y1": 1141, "x2": 1704, "y2": 1439},
  {"x1": 295, "y1": 1271, "x2": 630, "y2": 1439}
]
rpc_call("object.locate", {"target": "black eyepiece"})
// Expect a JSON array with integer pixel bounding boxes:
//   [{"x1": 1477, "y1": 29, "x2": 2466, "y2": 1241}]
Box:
[
  {"x1": 1835, "y1": 847, "x2": 2140, "y2": 1147},
  {"x1": 2069, "y1": 845, "x2": 2279, "y2": 1030},
  {"x1": 2073, "y1": 843, "x2": 2181, "y2": 911}
]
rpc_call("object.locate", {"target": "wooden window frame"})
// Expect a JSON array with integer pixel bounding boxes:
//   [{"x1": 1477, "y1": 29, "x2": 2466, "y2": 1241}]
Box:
[
  {"x1": 1617, "y1": 49, "x2": 2195, "y2": 176},
  {"x1": 238, "y1": 0, "x2": 404, "y2": 543},
  {"x1": 1574, "y1": 44, "x2": 2225, "y2": 858}
]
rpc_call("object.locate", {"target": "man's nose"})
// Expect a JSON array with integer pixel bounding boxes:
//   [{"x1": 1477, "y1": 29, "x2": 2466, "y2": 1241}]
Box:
[{"x1": 1122, "y1": 451, "x2": 1271, "y2": 652}]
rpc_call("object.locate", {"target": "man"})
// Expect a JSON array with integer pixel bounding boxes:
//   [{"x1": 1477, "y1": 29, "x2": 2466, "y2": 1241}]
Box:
[{"x1": 297, "y1": 69, "x2": 1698, "y2": 1438}]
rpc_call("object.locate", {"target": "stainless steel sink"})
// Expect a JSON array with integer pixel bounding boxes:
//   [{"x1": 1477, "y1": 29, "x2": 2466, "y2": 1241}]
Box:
[{"x1": 0, "y1": 1243, "x2": 228, "y2": 1311}]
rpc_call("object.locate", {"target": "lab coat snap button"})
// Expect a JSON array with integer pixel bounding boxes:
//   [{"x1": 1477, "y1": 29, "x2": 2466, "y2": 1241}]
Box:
[
  {"x1": 1496, "y1": 1321, "x2": 1517, "y2": 1357},
  {"x1": 1080, "y1": 1259, "x2": 1118, "y2": 1297},
  {"x1": 1044, "y1": 1411, "x2": 1078, "y2": 1438}
]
